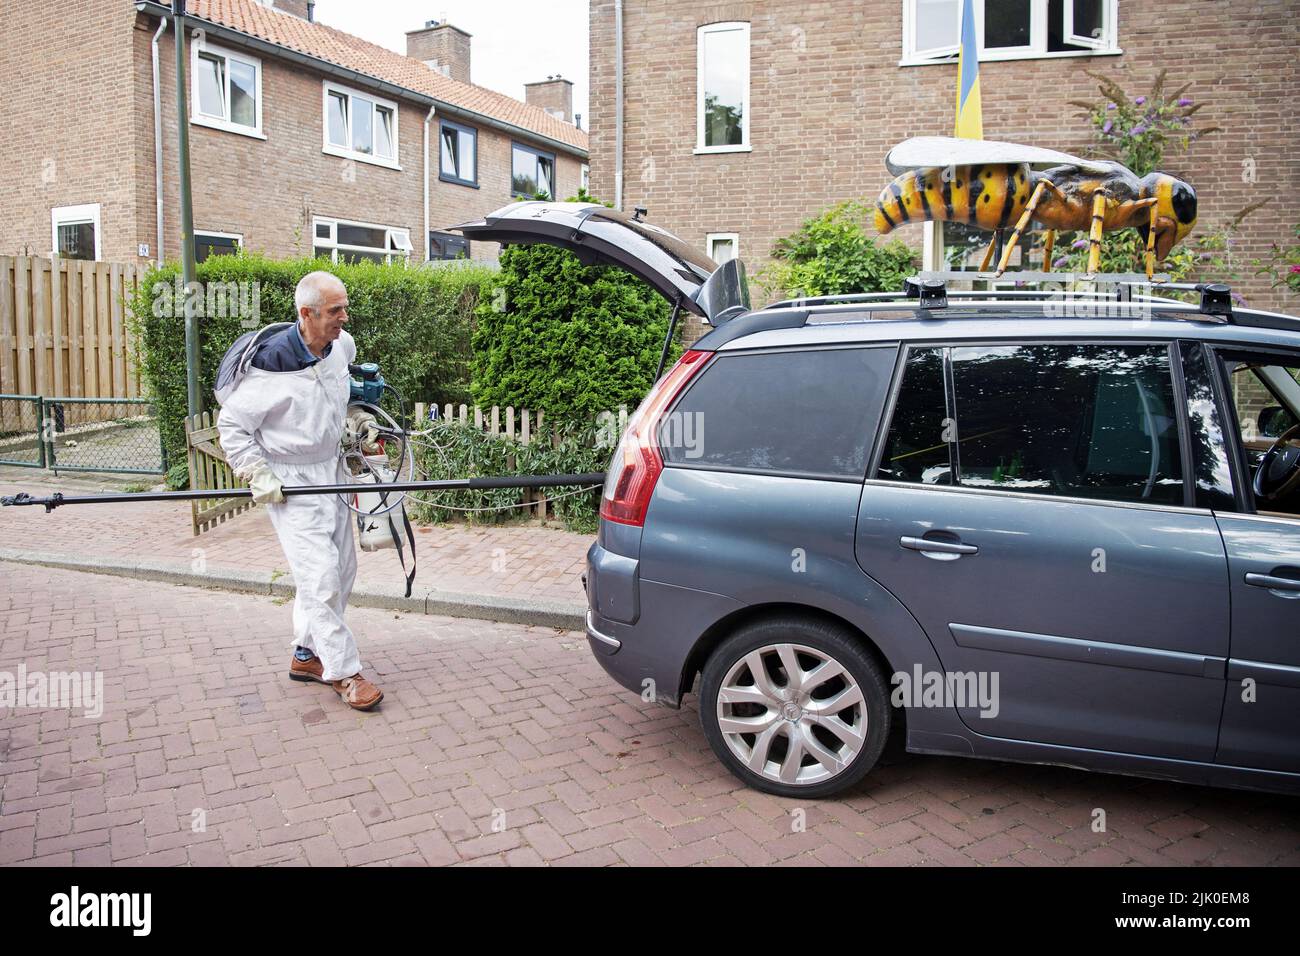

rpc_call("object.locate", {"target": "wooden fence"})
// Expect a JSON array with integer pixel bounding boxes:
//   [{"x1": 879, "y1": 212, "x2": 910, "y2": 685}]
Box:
[
  {"x1": 0, "y1": 256, "x2": 145, "y2": 428},
  {"x1": 412, "y1": 402, "x2": 565, "y2": 517},
  {"x1": 185, "y1": 410, "x2": 252, "y2": 536}
]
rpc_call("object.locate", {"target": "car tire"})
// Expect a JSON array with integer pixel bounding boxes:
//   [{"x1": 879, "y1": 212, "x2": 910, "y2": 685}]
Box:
[{"x1": 699, "y1": 616, "x2": 891, "y2": 798}]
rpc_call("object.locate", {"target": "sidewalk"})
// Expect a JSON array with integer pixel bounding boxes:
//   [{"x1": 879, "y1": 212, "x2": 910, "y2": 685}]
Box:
[{"x1": 0, "y1": 468, "x2": 592, "y2": 628}]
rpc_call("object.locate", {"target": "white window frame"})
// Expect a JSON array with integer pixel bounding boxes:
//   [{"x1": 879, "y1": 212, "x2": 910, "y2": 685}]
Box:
[
  {"x1": 706, "y1": 232, "x2": 740, "y2": 264},
  {"x1": 312, "y1": 216, "x2": 411, "y2": 264},
  {"x1": 900, "y1": 0, "x2": 1121, "y2": 66},
  {"x1": 194, "y1": 230, "x2": 244, "y2": 261},
  {"x1": 581, "y1": 164, "x2": 590, "y2": 191},
  {"x1": 51, "y1": 203, "x2": 101, "y2": 261},
  {"x1": 191, "y1": 39, "x2": 265, "y2": 139},
  {"x1": 321, "y1": 81, "x2": 401, "y2": 170},
  {"x1": 695, "y1": 22, "x2": 751, "y2": 155}
]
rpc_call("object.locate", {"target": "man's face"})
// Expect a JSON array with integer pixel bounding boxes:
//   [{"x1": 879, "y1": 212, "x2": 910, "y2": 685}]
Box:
[{"x1": 300, "y1": 282, "x2": 349, "y2": 343}]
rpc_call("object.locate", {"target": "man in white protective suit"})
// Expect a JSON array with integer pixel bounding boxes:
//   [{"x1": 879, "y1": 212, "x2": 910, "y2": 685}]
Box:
[{"x1": 216, "y1": 271, "x2": 384, "y2": 711}]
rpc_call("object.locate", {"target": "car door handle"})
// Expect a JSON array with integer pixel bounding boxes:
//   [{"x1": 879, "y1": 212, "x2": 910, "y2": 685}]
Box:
[
  {"x1": 900, "y1": 536, "x2": 979, "y2": 557},
  {"x1": 1244, "y1": 572, "x2": 1300, "y2": 593}
]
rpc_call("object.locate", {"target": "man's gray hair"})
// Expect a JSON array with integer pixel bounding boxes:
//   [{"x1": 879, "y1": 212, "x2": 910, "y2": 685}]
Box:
[{"x1": 295, "y1": 270, "x2": 345, "y2": 313}]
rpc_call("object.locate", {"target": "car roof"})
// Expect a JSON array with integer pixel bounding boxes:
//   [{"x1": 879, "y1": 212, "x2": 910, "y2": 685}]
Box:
[{"x1": 704, "y1": 300, "x2": 1300, "y2": 354}]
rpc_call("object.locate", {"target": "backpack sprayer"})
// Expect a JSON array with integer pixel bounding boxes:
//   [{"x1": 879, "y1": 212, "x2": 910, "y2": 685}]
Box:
[{"x1": 2, "y1": 352, "x2": 606, "y2": 598}]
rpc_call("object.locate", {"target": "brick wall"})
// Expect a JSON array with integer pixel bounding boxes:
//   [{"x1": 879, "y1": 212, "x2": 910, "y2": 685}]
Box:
[
  {"x1": 0, "y1": 0, "x2": 139, "y2": 260},
  {"x1": 590, "y1": 0, "x2": 1300, "y2": 340}
]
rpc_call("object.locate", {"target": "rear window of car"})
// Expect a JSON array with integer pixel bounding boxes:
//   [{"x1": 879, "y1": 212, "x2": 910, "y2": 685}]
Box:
[{"x1": 662, "y1": 345, "x2": 897, "y2": 479}]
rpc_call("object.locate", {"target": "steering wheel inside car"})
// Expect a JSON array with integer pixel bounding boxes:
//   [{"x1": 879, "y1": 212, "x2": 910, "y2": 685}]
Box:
[{"x1": 1252, "y1": 422, "x2": 1300, "y2": 501}]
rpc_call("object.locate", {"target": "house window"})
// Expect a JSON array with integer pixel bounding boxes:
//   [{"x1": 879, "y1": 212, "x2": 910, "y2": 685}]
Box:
[
  {"x1": 322, "y1": 82, "x2": 399, "y2": 168},
  {"x1": 696, "y1": 22, "x2": 750, "y2": 153},
  {"x1": 902, "y1": 0, "x2": 1119, "y2": 64},
  {"x1": 511, "y1": 143, "x2": 556, "y2": 199},
  {"x1": 581, "y1": 164, "x2": 590, "y2": 191},
  {"x1": 191, "y1": 41, "x2": 263, "y2": 137},
  {"x1": 195, "y1": 231, "x2": 243, "y2": 263},
  {"x1": 312, "y1": 217, "x2": 411, "y2": 264},
  {"x1": 51, "y1": 204, "x2": 101, "y2": 260},
  {"x1": 439, "y1": 120, "x2": 478, "y2": 187},
  {"x1": 428, "y1": 231, "x2": 470, "y2": 261},
  {"x1": 707, "y1": 233, "x2": 739, "y2": 264}
]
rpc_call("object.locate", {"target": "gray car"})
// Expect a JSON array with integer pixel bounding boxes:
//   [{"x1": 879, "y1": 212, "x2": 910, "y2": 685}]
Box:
[{"x1": 458, "y1": 202, "x2": 1300, "y2": 798}]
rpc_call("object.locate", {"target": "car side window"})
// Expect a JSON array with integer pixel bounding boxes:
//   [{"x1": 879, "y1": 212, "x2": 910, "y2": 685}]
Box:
[
  {"x1": 876, "y1": 347, "x2": 951, "y2": 484},
  {"x1": 877, "y1": 343, "x2": 1186, "y2": 506},
  {"x1": 662, "y1": 346, "x2": 897, "y2": 479}
]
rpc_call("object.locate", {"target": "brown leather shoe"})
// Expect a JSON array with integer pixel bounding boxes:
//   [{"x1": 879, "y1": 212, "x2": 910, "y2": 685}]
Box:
[
  {"x1": 289, "y1": 653, "x2": 326, "y2": 684},
  {"x1": 332, "y1": 673, "x2": 383, "y2": 711}
]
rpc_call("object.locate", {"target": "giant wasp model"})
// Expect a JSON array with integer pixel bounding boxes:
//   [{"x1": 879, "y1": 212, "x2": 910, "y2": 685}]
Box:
[{"x1": 872, "y1": 136, "x2": 1198, "y2": 279}]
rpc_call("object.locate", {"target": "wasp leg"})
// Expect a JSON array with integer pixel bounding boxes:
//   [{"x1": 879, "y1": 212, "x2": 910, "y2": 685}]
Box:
[
  {"x1": 979, "y1": 234, "x2": 998, "y2": 272},
  {"x1": 996, "y1": 180, "x2": 1054, "y2": 276},
  {"x1": 1042, "y1": 229, "x2": 1056, "y2": 272},
  {"x1": 1086, "y1": 190, "x2": 1107, "y2": 275},
  {"x1": 1143, "y1": 200, "x2": 1160, "y2": 280}
]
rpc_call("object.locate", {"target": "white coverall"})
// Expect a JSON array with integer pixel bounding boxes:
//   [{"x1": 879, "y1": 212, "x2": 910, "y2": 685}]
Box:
[{"x1": 216, "y1": 330, "x2": 361, "y2": 682}]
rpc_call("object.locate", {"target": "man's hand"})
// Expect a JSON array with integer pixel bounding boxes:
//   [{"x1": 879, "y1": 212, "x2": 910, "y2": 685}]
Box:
[
  {"x1": 242, "y1": 461, "x2": 284, "y2": 504},
  {"x1": 344, "y1": 409, "x2": 382, "y2": 453}
]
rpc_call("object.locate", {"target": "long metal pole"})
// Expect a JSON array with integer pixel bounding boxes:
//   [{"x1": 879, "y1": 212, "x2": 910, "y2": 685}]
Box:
[
  {"x1": 174, "y1": 1, "x2": 201, "y2": 418},
  {"x1": 3, "y1": 473, "x2": 608, "y2": 512}
]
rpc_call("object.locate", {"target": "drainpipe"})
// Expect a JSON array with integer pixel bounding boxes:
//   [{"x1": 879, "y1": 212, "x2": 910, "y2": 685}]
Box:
[
  {"x1": 152, "y1": 16, "x2": 168, "y2": 265},
  {"x1": 614, "y1": 0, "x2": 624, "y2": 211},
  {"x1": 423, "y1": 104, "x2": 437, "y2": 262}
]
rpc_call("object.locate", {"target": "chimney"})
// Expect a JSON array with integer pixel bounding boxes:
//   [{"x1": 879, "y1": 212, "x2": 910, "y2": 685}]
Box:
[
  {"x1": 271, "y1": 0, "x2": 312, "y2": 19},
  {"x1": 524, "y1": 75, "x2": 574, "y2": 124},
  {"x1": 405, "y1": 20, "x2": 472, "y2": 84}
]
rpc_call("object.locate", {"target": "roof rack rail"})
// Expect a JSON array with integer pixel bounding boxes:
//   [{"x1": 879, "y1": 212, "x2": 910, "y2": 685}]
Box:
[{"x1": 765, "y1": 273, "x2": 1234, "y2": 319}]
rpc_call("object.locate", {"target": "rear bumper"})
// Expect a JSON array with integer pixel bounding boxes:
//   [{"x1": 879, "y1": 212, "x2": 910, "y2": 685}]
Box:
[{"x1": 585, "y1": 540, "x2": 744, "y2": 708}]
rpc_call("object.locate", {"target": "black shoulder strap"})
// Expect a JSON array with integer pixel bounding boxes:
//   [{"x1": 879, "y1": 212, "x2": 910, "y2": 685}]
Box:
[{"x1": 387, "y1": 502, "x2": 417, "y2": 599}]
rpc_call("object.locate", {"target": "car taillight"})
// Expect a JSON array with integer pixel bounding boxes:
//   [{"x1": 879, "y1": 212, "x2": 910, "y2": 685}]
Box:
[{"x1": 601, "y1": 349, "x2": 711, "y2": 526}]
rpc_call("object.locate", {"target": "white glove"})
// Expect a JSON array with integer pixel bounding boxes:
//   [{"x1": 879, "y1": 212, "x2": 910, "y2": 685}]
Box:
[
  {"x1": 344, "y1": 409, "x2": 381, "y2": 452},
  {"x1": 242, "y1": 461, "x2": 284, "y2": 505}
]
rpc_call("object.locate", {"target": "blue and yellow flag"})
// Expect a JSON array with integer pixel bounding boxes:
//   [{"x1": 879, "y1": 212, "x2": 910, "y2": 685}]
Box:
[{"x1": 954, "y1": 0, "x2": 982, "y2": 139}]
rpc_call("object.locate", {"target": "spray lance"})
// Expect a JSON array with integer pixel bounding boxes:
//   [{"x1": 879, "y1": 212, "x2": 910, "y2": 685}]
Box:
[{"x1": 2, "y1": 358, "x2": 606, "y2": 596}]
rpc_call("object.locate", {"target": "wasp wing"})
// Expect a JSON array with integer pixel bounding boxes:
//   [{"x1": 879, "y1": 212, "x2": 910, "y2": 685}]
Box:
[{"x1": 885, "y1": 136, "x2": 1114, "y2": 176}]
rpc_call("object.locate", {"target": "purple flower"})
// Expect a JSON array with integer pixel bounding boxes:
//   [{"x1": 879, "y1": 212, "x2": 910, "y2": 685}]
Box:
[
  {"x1": 1106, "y1": 102, "x2": 1116, "y2": 110},
  {"x1": 1071, "y1": 239, "x2": 1088, "y2": 250},
  {"x1": 1101, "y1": 119, "x2": 1114, "y2": 134},
  {"x1": 1231, "y1": 292, "x2": 1247, "y2": 305},
  {"x1": 1177, "y1": 97, "x2": 1193, "y2": 106},
  {"x1": 1132, "y1": 123, "x2": 1148, "y2": 135},
  {"x1": 1053, "y1": 257, "x2": 1069, "y2": 269},
  {"x1": 1134, "y1": 96, "x2": 1146, "y2": 105}
]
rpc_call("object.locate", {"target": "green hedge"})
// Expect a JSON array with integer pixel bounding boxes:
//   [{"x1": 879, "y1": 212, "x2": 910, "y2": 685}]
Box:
[
  {"x1": 408, "y1": 419, "x2": 608, "y2": 533},
  {"x1": 128, "y1": 254, "x2": 494, "y2": 470},
  {"x1": 470, "y1": 238, "x2": 677, "y2": 425}
]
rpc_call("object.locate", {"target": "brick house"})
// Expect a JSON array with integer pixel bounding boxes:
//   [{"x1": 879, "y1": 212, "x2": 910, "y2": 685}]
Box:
[
  {"x1": 589, "y1": 0, "x2": 1299, "y2": 339},
  {"x1": 1, "y1": 0, "x2": 588, "y2": 267}
]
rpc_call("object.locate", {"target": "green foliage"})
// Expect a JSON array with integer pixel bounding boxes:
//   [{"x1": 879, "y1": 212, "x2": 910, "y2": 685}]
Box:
[
  {"x1": 128, "y1": 252, "x2": 494, "y2": 469},
  {"x1": 1256, "y1": 224, "x2": 1300, "y2": 296},
  {"x1": 165, "y1": 461, "x2": 189, "y2": 490},
  {"x1": 757, "y1": 201, "x2": 918, "y2": 301},
  {"x1": 1054, "y1": 72, "x2": 1262, "y2": 291},
  {"x1": 408, "y1": 420, "x2": 607, "y2": 533},
  {"x1": 470, "y1": 193, "x2": 675, "y2": 425},
  {"x1": 1069, "y1": 69, "x2": 1220, "y2": 176}
]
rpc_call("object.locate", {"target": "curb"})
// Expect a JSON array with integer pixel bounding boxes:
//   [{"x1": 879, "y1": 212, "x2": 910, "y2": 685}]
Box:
[{"x1": 0, "y1": 548, "x2": 587, "y2": 632}]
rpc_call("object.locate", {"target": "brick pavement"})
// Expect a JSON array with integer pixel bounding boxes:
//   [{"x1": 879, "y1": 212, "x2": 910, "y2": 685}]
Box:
[
  {"x1": 2, "y1": 563, "x2": 1298, "y2": 867},
  {"x1": 0, "y1": 471, "x2": 590, "y2": 605}
]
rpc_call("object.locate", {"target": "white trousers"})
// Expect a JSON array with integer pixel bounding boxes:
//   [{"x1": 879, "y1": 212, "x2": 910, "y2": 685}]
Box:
[{"x1": 264, "y1": 457, "x2": 360, "y2": 682}]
